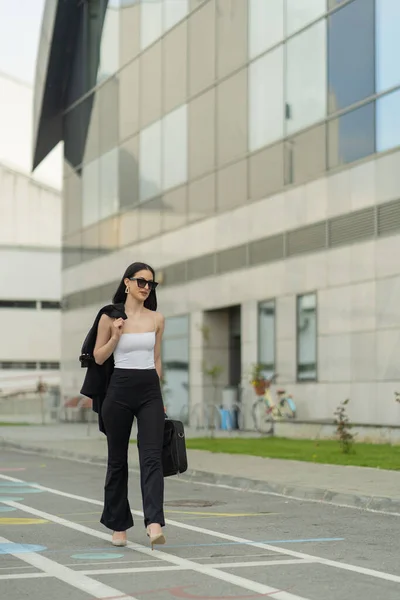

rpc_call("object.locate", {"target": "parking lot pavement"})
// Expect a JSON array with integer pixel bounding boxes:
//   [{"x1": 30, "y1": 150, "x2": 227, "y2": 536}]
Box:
[
  {"x1": 1, "y1": 449, "x2": 399, "y2": 600},
  {"x1": 2, "y1": 423, "x2": 400, "y2": 513}
]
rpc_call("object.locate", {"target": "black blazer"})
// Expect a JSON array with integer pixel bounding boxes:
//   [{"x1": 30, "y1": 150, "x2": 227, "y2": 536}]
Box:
[{"x1": 79, "y1": 303, "x2": 127, "y2": 433}]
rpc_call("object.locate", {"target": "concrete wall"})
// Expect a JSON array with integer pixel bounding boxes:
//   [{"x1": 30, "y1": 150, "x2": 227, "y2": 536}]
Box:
[
  {"x1": 0, "y1": 164, "x2": 62, "y2": 391},
  {"x1": 61, "y1": 150, "x2": 400, "y2": 428}
]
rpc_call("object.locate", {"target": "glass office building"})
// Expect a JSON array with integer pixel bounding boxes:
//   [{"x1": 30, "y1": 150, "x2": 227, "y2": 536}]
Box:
[{"x1": 34, "y1": 0, "x2": 400, "y2": 427}]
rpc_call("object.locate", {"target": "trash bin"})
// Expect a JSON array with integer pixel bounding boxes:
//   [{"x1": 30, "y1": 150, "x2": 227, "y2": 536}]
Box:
[
  {"x1": 222, "y1": 387, "x2": 239, "y2": 430},
  {"x1": 219, "y1": 408, "x2": 233, "y2": 430}
]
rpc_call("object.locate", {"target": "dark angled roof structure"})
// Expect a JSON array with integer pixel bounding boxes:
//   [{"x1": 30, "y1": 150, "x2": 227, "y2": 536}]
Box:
[{"x1": 32, "y1": 0, "x2": 106, "y2": 171}]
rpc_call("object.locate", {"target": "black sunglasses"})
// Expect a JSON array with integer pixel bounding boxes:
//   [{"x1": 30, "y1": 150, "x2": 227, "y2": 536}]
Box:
[{"x1": 129, "y1": 277, "x2": 158, "y2": 291}]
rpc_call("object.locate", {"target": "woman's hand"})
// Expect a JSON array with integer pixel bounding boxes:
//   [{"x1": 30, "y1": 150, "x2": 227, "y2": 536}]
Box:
[{"x1": 112, "y1": 318, "x2": 124, "y2": 340}]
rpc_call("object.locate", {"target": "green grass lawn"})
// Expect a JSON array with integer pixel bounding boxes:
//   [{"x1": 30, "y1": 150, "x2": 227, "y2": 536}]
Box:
[{"x1": 185, "y1": 437, "x2": 400, "y2": 470}]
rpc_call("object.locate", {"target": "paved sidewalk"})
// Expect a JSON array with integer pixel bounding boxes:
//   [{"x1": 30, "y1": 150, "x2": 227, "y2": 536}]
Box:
[{"x1": 1, "y1": 423, "x2": 399, "y2": 514}]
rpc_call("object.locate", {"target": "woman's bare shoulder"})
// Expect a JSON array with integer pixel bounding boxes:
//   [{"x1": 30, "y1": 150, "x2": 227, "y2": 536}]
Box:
[
  {"x1": 98, "y1": 313, "x2": 113, "y2": 326},
  {"x1": 145, "y1": 309, "x2": 165, "y2": 329}
]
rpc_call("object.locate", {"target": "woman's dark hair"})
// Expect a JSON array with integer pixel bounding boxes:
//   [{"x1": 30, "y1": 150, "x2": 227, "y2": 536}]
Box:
[{"x1": 113, "y1": 262, "x2": 157, "y2": 311}]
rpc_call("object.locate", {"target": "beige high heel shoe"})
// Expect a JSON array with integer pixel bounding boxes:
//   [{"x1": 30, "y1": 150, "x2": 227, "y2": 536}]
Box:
[
  {"x1": 112, "y1": 531, "x2": 127, "y2": 547},
  {"x1": 146, "y1": 525, "x2": 166, "y2": 550}
]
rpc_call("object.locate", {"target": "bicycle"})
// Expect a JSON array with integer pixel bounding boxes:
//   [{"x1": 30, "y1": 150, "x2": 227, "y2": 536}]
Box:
[{"x1": 252, "y1": 373, "x2": 296, "y2": 434}]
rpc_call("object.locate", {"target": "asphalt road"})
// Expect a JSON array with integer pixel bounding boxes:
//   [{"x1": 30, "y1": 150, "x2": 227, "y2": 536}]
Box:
[{"x1": 0, "y1": 449, "x2": 399, "y2": 600}]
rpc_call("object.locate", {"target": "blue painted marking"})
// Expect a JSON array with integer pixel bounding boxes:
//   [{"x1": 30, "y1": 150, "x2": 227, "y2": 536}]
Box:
[
  {"x1": 0, "y1": 497, "x2": 24, "y2": 502},
  {"x1": 0, "y1": 507, "x2": 16, "y2": 513},
  {"x1": 0, "y1": 544, "x2": 47, "y2": 555},
  {"x1": 163, "y1": 537, "x2": 345, "y2": 549},
  {"x1": 0, "y1": 488, "x2": 42, "y2": 494},
  {"x1": 71, "y1": 553, "x2": 124, "y2": 560},
  {"x1": 0, "y1": 483, "x2": 39, "y2": 487}
]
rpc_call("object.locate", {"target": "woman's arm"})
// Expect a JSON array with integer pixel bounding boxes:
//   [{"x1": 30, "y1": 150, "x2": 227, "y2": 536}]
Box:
[
  {"x1": 154, "y1": 312, "x2": 165, "y2": 380},
  {"x1": 93, "y1": 314, "x2": 123, "y2": 365}
]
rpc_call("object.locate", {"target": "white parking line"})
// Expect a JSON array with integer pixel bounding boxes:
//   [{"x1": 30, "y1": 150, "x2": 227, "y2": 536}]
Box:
[
  {"x1": 0, "y1": 534, "x2": 138, "y2": 599},
  {"x1": 0, "y1": 559, "x2": 314, "y2": 581},
  {"x1": 1, "y1": 498, "x2": 311, "y2": 600},
  {"x1": 2, "y1": 473, "x2": 400, "y2": 586}
]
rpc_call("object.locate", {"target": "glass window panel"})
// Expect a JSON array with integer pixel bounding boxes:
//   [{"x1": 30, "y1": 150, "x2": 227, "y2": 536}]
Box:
[
  {"x1": 217, "y1": 0, "x2": 247, "y2": 79},
  {"x1": 139, "y1": 120, "x2": 162, "y2": 201},
  {"x1": 139, "y1": 197, "x2": 162, "y2": 238},
  {"x1": 97, "y1": 4, "x2": 120, "y2": 83},
  {"x1": 188, "y1": 88, "x2": 215, "y2": 179},
  {"x1": 258, "y1": 300, "x2": 275, "y2": 377},
  {"x1": 64, "y1": 170, "x2": 82, "y2": 234},
  {"x1": 188, "y1": 0, "x2": 216, "y2": 96},
  {"x1": 217, "y1": 69, "x2": 247, "y2": 166},
  {"x1": 99, "y1": 78, "x2": 119, "y2": 155},
  {"x1": 297, "y1": 293, "x2": 317, "y2": 381},
  {"x1": 140, "y1": 41, "x2": 162, "y2": 128},
  {"x1": 120, "y1": 136, "x2": 139, "y2": 209},
  {"x1": 162, "y1": 105, "x2": 188, "y2": 190},
  {"x1": 249, "y1": 143, "x2": 284, "y2": 201},
  {"x1": 249, "y1": 46, "x2": 284, "y2": 151},
  {"x1": 99, "y1": 216, "x2": 119, "y2": 253},
  {"x1": 82, "y1": 160, "x2": 100, "y2": 227},
  {"x1": 286, "y1": 0, "x2": 326, "y2": 36},
  {"x1": 100, "y1": 149, "x2": 119, "y2": 219},
  {"x1": 188, "y1": 173, "x2": 216, "y2": 223},
  {"x1": 286, "y1": 20, "x2": 327, "y2": 135},
  {"x1": 162, "y1": 315, "x2": 189, "y2": 423},
  {"x1": 84, "y1": 93, "x2": 100, "y2": 165},
  {"x1": 162, "y1": 186, "x2": 187, "y2": 232},
  {"x1": 64, "y1": 94, "x2": 100, "y2": 168},
  {"x1": 217, "y1": 159, "x2": 247, "y2": 212},
  {"x1": 328, "y1": 0, "x2": 375, "y2": 113},
  {"x1": 119, "y1": 209, "x2": 139, "y2": 247},
  {"x1": 248, "y1": 0, "x2": 284, "y2": 59},
  {"x1": 328, "y1": 102, "x2": 375, "y2": 169},
  {"x1": 163, "y1": 20, "x2": 187, "y2": 114},
  {"x1": 140, "y1": 0, "x2": 163, "y2": 50},
  {"x1": 376, "y1": 89, "x2": 400, "y2": 153},
  {"x1": 119, "y1": 60, "x2": 139, "y2": 141},
  {"x1": 376, "y1": 0, "x2": 400, "y2": 93},
  {"x1": 164, "y1": 315, "x2": 189, "y2": 337},
  {"x1": 164, "y1": 0, "x2": 188, "y2": 30},
  {"x1": 64, "y1": 102, "x2": 86, "y2": 170},
  {"x1": 285, "y1": 124, "x2": 326, "y2": 185},
  {"x1": 120, "y1": 1, "x2": 140, "y2": 67}
]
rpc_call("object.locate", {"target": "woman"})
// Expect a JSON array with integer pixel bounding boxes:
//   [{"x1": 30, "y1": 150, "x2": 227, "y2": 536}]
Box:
[{"x1": 93, "y1": 262, "x2": 166, "y2": 549}]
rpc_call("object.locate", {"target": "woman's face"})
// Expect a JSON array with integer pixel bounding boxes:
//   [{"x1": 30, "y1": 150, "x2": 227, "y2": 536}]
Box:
[{"x1": 125, "y1": 269, "x2": 154, "y2": 302}]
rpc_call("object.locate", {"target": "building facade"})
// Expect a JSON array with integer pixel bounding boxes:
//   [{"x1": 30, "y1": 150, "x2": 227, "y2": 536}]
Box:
[
  {"x1": 34, "y1": 0, "x2": 400, "y2": 427},
  {"x1": 0, "y1": 163, "x2": 61, "y2": 393}
]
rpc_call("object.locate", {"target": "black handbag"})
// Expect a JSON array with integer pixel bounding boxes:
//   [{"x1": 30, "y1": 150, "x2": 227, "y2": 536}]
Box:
[{"x1": 162, "y1": 419, "x2": 188, "y2": 477}]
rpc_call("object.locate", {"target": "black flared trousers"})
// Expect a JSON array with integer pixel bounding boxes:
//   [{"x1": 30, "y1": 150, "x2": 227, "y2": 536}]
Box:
[{"x1": 100, "y1": 368, "x2": 165, "y2": 532}]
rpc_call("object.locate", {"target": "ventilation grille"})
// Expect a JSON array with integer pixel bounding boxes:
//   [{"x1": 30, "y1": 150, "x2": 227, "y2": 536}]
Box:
[
  {"x1": 287, "y1": 222, "x2": 326, "y2": 257},
  {"x1": 163, "y1": 262, "x2": 187, "y2": 286},
  {"x1": 187, "y1": 254, "x2": 215, "y2": 281},
  {"x1": 329, "y1": 207, "x2": 375, "y2": 247},
  {"x1": 377, "y1": 198, "x2": 400, "y2": 237},
  {"x1": 216, "y1": 245, "x2": 247, "y2": 274},
  {"x1": 249, "y1": 234, "x2": 284, "y2": 266}
]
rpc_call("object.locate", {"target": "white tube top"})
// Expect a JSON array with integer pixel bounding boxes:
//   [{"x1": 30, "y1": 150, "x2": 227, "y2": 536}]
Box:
[{"x1": 114, "y1": 332, "x2": 156, "y2": 369}]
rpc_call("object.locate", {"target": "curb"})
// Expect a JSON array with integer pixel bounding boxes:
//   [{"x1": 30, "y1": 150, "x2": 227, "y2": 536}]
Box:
[{"x1": 2, "y1": 438, "x2": 400, "y2": 516}]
